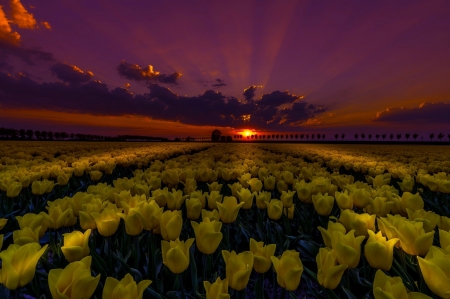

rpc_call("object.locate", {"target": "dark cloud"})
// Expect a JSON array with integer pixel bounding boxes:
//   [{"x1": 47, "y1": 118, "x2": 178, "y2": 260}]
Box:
[
  {"x1": 0, "y1": 71, "x2": 326, "y2": 130},
  {"x1": 243, "y1": 85, "x2": 257, "y2": 101},
  {"x1": 212, "y1": 78, "x2": 227, "y2": 88},
  {"x1": 0, "y1": 41, "x2": 55, "y2": 69},
  {"x1": 373, "y1": 102, "x2": 450, "y2": 123},
  {"x1": 50, "y1": 62, "x2": 94, "y2": 83},
  {"x1": 117, "y1": 61, "x2": 181, "y2": 84}
]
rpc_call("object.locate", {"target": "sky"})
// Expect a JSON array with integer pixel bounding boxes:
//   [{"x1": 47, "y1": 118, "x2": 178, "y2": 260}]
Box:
[{"x1": 1, "y1": 0, "x2": 450, "y2": 139}]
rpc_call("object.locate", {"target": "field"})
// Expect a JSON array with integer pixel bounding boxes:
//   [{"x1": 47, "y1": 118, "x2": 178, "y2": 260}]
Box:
[{"x1": 1, "y1": 141, "x2": 450, "y2": 299}]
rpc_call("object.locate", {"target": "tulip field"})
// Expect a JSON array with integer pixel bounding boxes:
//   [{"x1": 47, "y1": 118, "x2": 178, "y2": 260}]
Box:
[{"x1": 1, "y1": 141, "x2": 450, "y2": 299}]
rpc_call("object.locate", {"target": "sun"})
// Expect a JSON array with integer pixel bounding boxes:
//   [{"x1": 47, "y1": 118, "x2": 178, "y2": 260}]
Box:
[{"x1": 244, "y1": 130, "x2": 251, "y2": 137}]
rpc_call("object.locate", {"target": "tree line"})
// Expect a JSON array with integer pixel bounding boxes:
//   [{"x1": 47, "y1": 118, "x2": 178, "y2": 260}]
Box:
[{"x1": 0, "y1": 127, "x2": 169, "y2": 141}]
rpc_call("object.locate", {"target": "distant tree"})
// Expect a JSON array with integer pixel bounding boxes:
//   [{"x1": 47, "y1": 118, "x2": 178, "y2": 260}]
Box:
[
  {"x1": 448, "y1": 134, "x2": 450, "y2": 142},
  {"x1": 233, "y1": 135, "x2": 236, "y2": 139},
  {"x1": 48, "y1": 131, "x2": 54, "y2": 140},
  {"x1": 317, "y1": 134, "x2": 321, "y2": 140},
  {"x1": 280, "y1": 135, "x2": 284, "y2": 139},
  {"x1": 54, "y1": 132, "x2": 61, "y2": 140},
  {"x1": 272, "y1": 134, "x2": 275, "y2": 139},
  {"x1": 61, "y1": 132, "x2": 68, "y2": 140},
  {"x1": 438, "y1": 133, "x2": 444, "y2": 142},
  {"x1": 211, "y1": 129, "x2": 222, "y2": 142},
  {"x1": 382, "y1": 134, "x2": 386, "y2": 141},
  {"x1": 295, "y1": 134, "x2": 298, "y2": 139},
  {"x1": 285, "y1": 134, "x2": 288, "y2": 139},
  {"x1": 26, "y1": 129, "x2": 33, "y2": 140},
  {"x1": 276, "y1": 134, "x2": 279, "y2": 139},
  {"x1": 226, "y1": 136, "x2": 232, "y2": 142},
  {"x1": 361, "y1": 133, "x2": 365, "y2": 141},
  {"x1": 368, "y1": 134, "x2": 372, "y2": 141},
  {"x1": 35, "y1": 130, "x2": 41, "y2": 140},
  {"x1": 341, "y1": 134, "x2": 345, "y2": 140},
  {"x1": 70, "y1": 133, "x2": 75, "y2": 140},
  {"x1": 263, "y1": 135, "x2": 266, "y2": 139},
  {"x1": 300, "y1": 134, "x2": 304, "y2": 140},
  {"x1": 19, "y1": 129, "x2": 26, "y2": 139},
  {"x1": 255, "y1": 134, "x2": 258, "y2": 139},
  {"x1": 405, "y1": 133, "x2": 410, "y2": 141},
  {"x1": 290, "y1": 134, "x2": 294, "y2": 139},
  {"x1": 389, "y1": 134, "x2": 394, "y2": 141},
  {"x1": 430, "y1": 133, "x2": 434, "y2": 141},
  {"x1": 311, "y1": 134, "x2": 315, "y2": 140},
  {"x1": 251, "y1": 135, "x2": 254, "y2": 139},
  {"x1": 354, "y1": 134, "x2": 358, "y2": 140},
  {"x1": 306, "y1": 134, "x2": 309, "y2": 140},
  {"x1": 335, "y1": 134, "x2": 338, "y2": 140},
  {"x1": 396, "y1": 134, "x2": 401, "y2": 141},
  {"x1": 41, "y1": 131, "x2": 47, "y2": 140},
  {"x1": 267, "y1": 135, "x2": 270, "y2": 139},
  {"x1": 322, "y1": 134, "x2": 325, "y2": 140},
  {"x1": 413, "y1": 133, "x2": 418, "y2": 141},
  {"x1": 375, "y1": 134, "x2": 380, "y2": 140}
]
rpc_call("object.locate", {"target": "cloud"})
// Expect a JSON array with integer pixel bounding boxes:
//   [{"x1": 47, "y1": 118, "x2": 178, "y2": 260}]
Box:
[
  {"x1": 10, "y1": 0, "x2": 37, "y2": 29},
  {"x1": 0, "y1": 5, "x2": 21, "y2": 45},
  {"x1": 117, "y1": 61, "x2": 181, "y2": 84},
  {"x1": 243, "y1": 85, "x2": 258, "y2": 101},
  {"x1": 50, "y1": 62, "x2": 94, "y2": 83},
  {"x1": 40, "y1": 21, "x2": 51, "y2": 30},
  {"x1": 211, "y1": 78, "x2": 227, "y2": 88},
  {"x1": 0, "y1": 70, "x2": 327, "y2": 130},
  {"x1": 373, "y1": 102, "x2": 450, "y2": 123}
]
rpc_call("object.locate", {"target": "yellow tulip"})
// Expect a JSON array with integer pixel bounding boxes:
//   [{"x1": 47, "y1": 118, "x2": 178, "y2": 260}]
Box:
[
  {"x1": 91, "y1": 208, "x2": 122, "y2": 237},
  {"x1": 284, "y1": 204, "x2": 295, "y2": 219},
  {"x1": 0, "y1": 243, "x2": 48, "y2": 290},
  {"x1": 161, "y1": 238, "x2": 195, "y2": 273},
  {"x1": 349, "y1": 188, "x2": 370, "y2": 208},
  {"x1": 151, "y1": 188, "x2": 169, "y2": 207},
  {"x1": 6, "y1": 181, "x2": 22, "y2": 197},
  {"x1": 43, "y1": 204, "x2": 76, "y2": 229},
  {"x1": 79, "y1": 200, "x2": 105, "y2": 231},
  {"x1": 202, "y1": 209, "x2": 220, "y2": 221},
  {"x1": 267, "y1": 199, "x2": 284, "y2": 220},
  {"x1": 271, "y1": 250, "x2": 303, "y2": 291},
  {"x1": 206, "y1": 191, "x2": 223, "y2": 210},
  {"x1": 331, "y1": 230, "x2": 365, "y2": 268},
  {"x1": 137, "y1": 200, "x2": 163, "y2": 231},
  {"x1": 61, "y1": 229, "x2": 91, "y2": 262},
  {"x1": 49, "y1": 256, "x2": 100, "y2": 299},
  {"x1": 103, "y1": 273, "x2": 152, "y2": 299},
  {"x1": 16, "y1": 213, "x2": 47, "y2": 238},
  {"x1": 249, "y1": 238, "x2": 276, "y2": 273},
  {"x1": 295, "y1": 180, "x2": 313, "y2": 203},
  {"x1": 236, "y1": 188, "x2": 255, "y2": 210},
  {"x1": 439, "y1": 180, "x2": 450, "y2": 194},
  {"x1": 391, "y1": 219, "x2": 434, "y2": 256},
  {"x1": 255, "y1": 191, "x2": 271, "y2": 209},
  {"x1": 216, "y1": 196, "x2": 244, "y2": 224},
  {"x1": 13, "y1": 226, "x2": 41, "y2": 246},
  {"x1": 316, "y1": 248, "x2": 347, "y2": 290},
  {"x1": 166, "y1": 189, "x2": 188, "y2": 211},
  {"x1": 400, "y1": 192, "x2": 424, "y2": 214},
  {"x1": 0, "y1": 234, "x2": 3, "y2": 250},
  {"x1": 248, "y1": 178, "x2": 263, "y2": 192},
  {"x1": 318, "y1": 221, "x2": 346, "y2": 248},
  {"x1": 57, "y1": 172, "x2": 71, "y2": 186},
  {"x1": 397, "y1": 176, "x2": 414, "y2": 193},
  {"x1": 191, "y1": 218, "x2": 222, "y2": 254},
  {"x1": 222, "y1": 250, "x2": 254, "y2": 291},
  {"x1": 406, "y1": 208, "x2": 440, "y2": 233},
  {"x1": 31, "y1": 179, "x2": 55, "y2": 195},
  {"x1": 161, "y1": 169, "x2": 179, "y2": 186},
  {"x1": 335, "y1": 190, "x2": 353, "y2": 210},
  {"x1": 277, "y1": 180, "x2": 288, "y2": 193},
  {"x1": 364, "y1": 230, "x2": 398, "y2": 271},
  {"x1": 338, "y1": 209, "x2": 376, "y2": 237},
  {"x1": 440, "y1": 229, "x2": 450, "y2": 252},
  {"x1": 89, "y1": 170, "x2": 103, "y2": 181},
  {"x1": 373, "y1": 269, "x2": 408, "y2": 299},
  {"x1": 418, "y1": 246, "x2": 450, "y2": 299},
  {"x1": 186, "y1": 197, "x2": 203, "y2": 220},
  {"x1": 238, "y1": 173, "x2": 251, "y2": 188},
  {"x1": 439, "y1": 216, "x2": 450, "y2": 232},
  {"x1": 312, "y1": 193, "x2": 335, "y2": 216},
  {"x1": 365, "y1": 196, "x2": 394, "y2": 217},
  {"x1": 0, "y1": 218, "x2": 7, "y2": 230},
  {"x1": 227, "y1": 183, "x2": 243, "y2": 198},
  {"x1": 182, "y1": 177, "x2": 197, "y2": 194},
  {"x1": 207, "y1": 182, "x2": 223, "y2": 192},
  {"x1": 119, "y1": 210, "x2": 144, "y2": 236},
  {"x1": 263, "y1": 175, "x2": 276, "y2": 191},
  {"x1": 160, "y1": 210, "x2": 183, "y2": 241},
  {"x1": 204, "y1": 277, "x2": 230, "y2": 299},
  {"x1": 280, "y1": 190, "x2": 296, "y2": 209}
]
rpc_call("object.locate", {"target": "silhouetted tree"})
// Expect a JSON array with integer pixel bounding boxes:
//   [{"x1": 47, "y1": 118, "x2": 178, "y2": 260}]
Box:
[
  {"x1": 41, "y1": 131, "x2": 47, "y2": 140},
  {"x1": 317, "y1": 134, "x2": 321, "y2": 140},
  {"x1": 438, "y1": 133, "x2": 444, "y2": 142},
  {"x1": 54, "y1": 132, "x2": 61, "y2": 140},
  {"x1": 389, "y1": 134, "x2": 394, "y2": 141},
  {"x1": 311, "y1": 134, "x2": 315, "y2": 140},
  {"x1": 19, "y1": 129, "x2": 26, "y2": 139},
  {"x1": 267, "y1": 135, "x2": 270, "y2": 139},
  {"x1": 341, "y1": 134, "x2": 345, "y2": 140},
  {"x1": 211, "y1": 129, "x2": 222, "y2": 142},
  {"x1": 290, "y1": 134, "x2": 294, "y2": 139},
  {"x1": 35, "y1": 130, "x2": 41, "y2": 140},
  {"x1": 448, "y1": 134, "x2": 450, "y2": 142},
  {"x1": 361, "y1": 133, "x2": 365, "y2": 141},
  {"x1": 295, "y1": 134, "x2": 298, "y2": 139},
  {"x1": 272, "y1": 134, "x2": 275, "y2": 139},
  {"x1": 70, "y1": 133, "x2": 75, "y2": 140},
  {"x1": 48, "y1": 131, "x2": 54, "y2": 140},
  {"x1": 26, "y1": 129, "x2": 33, "y2": 140},
  {"x1": 382, "y1": 134, "x2": 386, "y2": 141},
  {"x1": 300, "y1": 134, "x2": 304, "y2": 140},
  {"x1": 430, "y1": 133, "x2": 434, "y2": 141},
  {"x1": 306, "y1": 134, "x2": 309, "y2": 140},
  {"x1": 335, "y1": 134, "x2": 338, "y2": 140},
  {"x1": 396, "y1": 134, "x2": 401, "y2": 141},
  {"x1": 280, "y1": 134, "x2": 284, "y2": 139},
  {"x1": 322, "y1": 134, "x2": 325, "y2": 140},
  {"x1": 413, "y1": 133, "x2": 418, "y2": 141},
  {"x1": 354, "y1": 134, "x2": 358, "y2": 140},
  {"x1": 276, "y1": 134, "x2": 279, "y2": 139},
  {"x1": 375, "y1": 134, "x2": 380, "y2": 140},
  {"x1": 405, "y1": 133, "x2": 410, "y2": 141},
  {"x1": 368, "y1": 134, "x2": 372, "y2": 141}
]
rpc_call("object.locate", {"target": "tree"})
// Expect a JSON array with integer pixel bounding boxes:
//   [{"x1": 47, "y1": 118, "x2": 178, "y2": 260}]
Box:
[
  {"x1": 448, "y1": 134, "x2": 450, "y2": 142},
  {"x1": 361, "y1": 133, "x2": 365, "y2": 141},
  {"x1": 413, "y1": 133, "x2": 418, "y2": 141},
  {"x1": 354, "y1": 134, "x2": 358, "y2": 140},
  {"x1": 405, "y1": 133, "x2": 410, "y2": 141},
  {"x1": 276, "y1": 134, "x2": 279, "y2": 139},
  {"x1": 396, "y1": 134, "x2": 401, "y2": 141},
  {"x1": 267, "y1": 135, "x2": 270, "y2": 139},
  {"x1": 280, "y1": 134, "x2": 284, "y2": 139},
  {"x1": 272, "y1": 134, "x2": 275, "y2": 139},
  {"x1": 322, "y1": 134, "x2": 325, "y2": 140},
  {"x1": 295, "y1": 134, "x2": 298, "y2": 139},
  {"x1": 211, "y1": 129, "x2": 222, "y2": 142},
  {"x1": 48, "y1": 131, "x2": 54, "y2": 140},
  {"x1": 41, "y1": 131, "x2": 47, "y2": 140},
  {"x1": 306, "y1": 134, "x2": 309, "y2": 140},
  {"x1": 26, "y1": 129, "x2": 33, "y2": 140},
  {"x1": 341, "y1": 134, "x2": 345, "y2": 140},
  {"x1": 290, "y1": 134, "x2": 294, "y2": 140},
  {"x1": 389, "y1": 134, "x2": 393, "y2": 141},
  {"x1": 375, "y1": 134, "x2": 380, "y2": 140},
  {"x1": 300, "y1": 134, "x2": 304, "y2": 140},
  {"x1": 35, "y1": 130, "x2": 41, "y2": 140},
  {"x1": 335, "y1": 134, "x2": 338, "y2": 140},
  {"x1": 19, "y1": 129, "x2": 26, "y2": 139},
  {"x1": 317, "y1": 134, "x2": 321, "y2": 140},
  {"x1": 368, "y1": 134, "x2": 372, "y2": 141},
  {"x1": 438, "y1": 133, "x2": 444, "y2": 142},
  {"x1": 311, "y1": 134, "x2": 315, "y2": 140},
  {"x1": 382, "y1": 134, "x2": 386, "y2": 141},
  {"x1": 430, "y1": 133, "x2": 434, "y2": 141}
]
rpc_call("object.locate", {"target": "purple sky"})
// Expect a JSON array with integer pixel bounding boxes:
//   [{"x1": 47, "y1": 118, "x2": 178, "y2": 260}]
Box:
[{"x1": 1, "y1": 0, "x2": 450, "y2": 138}]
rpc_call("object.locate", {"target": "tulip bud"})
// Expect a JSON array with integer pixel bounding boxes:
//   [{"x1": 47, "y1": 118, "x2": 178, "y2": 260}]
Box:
[
  {"x1": 91, "y1": 208, "x2": 122, "y2": 237},
  {"x1": 237, "y1": 188, "x2": 256, "y2": 210},
  {"x1": 312, "y1": 193, "x2": 335, "y2": 216},
  {"x1": 271, "y1": 250, "x2": 303, "y2": 291},
  {"x1": 119, "y1": 210, "x2": 144, "y2": 236},
  {"x1": 206, "y1": 191, "x2": 223, "y2": 210},
  {"x1": 202, "y1": 209, "x2": 220, "y2": 221},
  {"x1": 255, "y1": 191, "x2": 271, "y2": 209},
  {"x1": 364, "y1": 231, "x2": 398, "y2": 271},
  {"x1": 249, "y1": 238, "x2": 276, "y2": 273},
  {"x1": 267, "y1": 199, "x2": 284, "y2": 220},
  {"x1": 6, "y1": 181, "x2": 22, "y2": 198},
  {"x1": 161, "y1": 238, "x2": 195, "y2": 273},
  {"x1": 222, "y1": 250, "x2": 254, "y2": 291},
  {"x1": 316, "y1": 248, "x2": 347, "y2": 290},
  {"x1": 204, "y1": 277, "x2": 230, "y2": 299},
  {"x1": 217, "y1": 196, "x2": 244, "y2": 224},
  {"x1": 61, "y1": 229, "x2": 91, "y2": 262},
  {"x1": 186, "y1": 197, "x2": 203, "y2": 220},
  {"x1": 166, "y1": 189, "x2": 188, "y2": 211},
  {"x1": 103, "y1": 273, "x2": 152, "y2": 299},
  {"x1": 264, "y1": 176, "x2": 276, "y2": 191},
  {"x1": 400, "y1": 192, "x2": 424, "y2": 214},
  {"x1": 391, "y1": 219, "x2": 434, "y2": 256},
  {"x1": 318, "y1": 221, "x2": 346, "y2": 248},
  {"x1": 335, "y1": 190, "x2": 352, "y2": 210},
  {"x1": 191, "y1": 219, "x2": 222, "y2": 254},
  {"x1": 89, "y1": 170, "x2": 103, "y2": 181},
  {"x1": 280, "y1": 190, "x2": 296, "y2": 208},
  {"x1": 417, "y1": 246, "x2": 450, "y2": 299},
  {"x1": 248, "y1": 178, "x2": 263, "y2": 192},
  {"x1": 160, "y1": 210, "x2": 182, "y2": 241},
  {"x1": 13, "y1": 226, "x2": 41, "y2": 246},
  {"x1": 331, "y1": 230, "x2": 365, "y2": 268}
]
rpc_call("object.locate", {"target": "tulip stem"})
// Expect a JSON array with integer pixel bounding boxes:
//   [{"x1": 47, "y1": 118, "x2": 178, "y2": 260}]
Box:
[
  {"x1": 15, "y1": 288, "x2": 20, "y2": 299},
  {"x1": 108, "y1": 236, "x2": 113, "y2": 272},
  {"x1": 134, "y1": 235, "x2": 139, "y2": 273},
  {"x1": 177, "y1": 273, "x2": 185, "y2": 297},
  {"x1": 272, "y1": 269, "x2": 277, "y2": 299}
]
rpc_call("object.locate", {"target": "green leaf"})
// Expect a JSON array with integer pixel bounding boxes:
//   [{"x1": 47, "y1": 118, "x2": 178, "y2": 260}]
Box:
[{"x1": 189, "y1": 248, "x2": 198, "y2": 293}]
